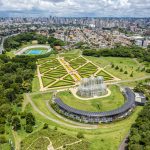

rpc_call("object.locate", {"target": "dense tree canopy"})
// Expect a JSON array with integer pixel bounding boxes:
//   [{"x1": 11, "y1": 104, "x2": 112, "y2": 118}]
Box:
[
  {"x1": 0, "y1": 54, "x2": 37, "y2": 137},
  {"x1": 3, "y1": 32, "x2": 48, "y2": 51},
  {"x1": 48, "y1": 36, "x2": 66, "y2": 48},
  {"x1": 83, "y1": 46, "x2": 150, "y2": 62},
  {"x1": 129, "y1": 80, "x2": 150, "y2": 150},
  {"x1": 3, "y1": 32, "x2": 66, "y2": 52}
]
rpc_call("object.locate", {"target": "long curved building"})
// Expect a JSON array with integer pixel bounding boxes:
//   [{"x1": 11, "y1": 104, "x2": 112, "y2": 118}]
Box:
[{"x1": 53, "y1": 88, "x2": 136, "y2": 123}]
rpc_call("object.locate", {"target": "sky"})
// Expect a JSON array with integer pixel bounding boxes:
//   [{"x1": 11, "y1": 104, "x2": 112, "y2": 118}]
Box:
[{"x1": 0, "y1": 0, "x2": 150, "y2": 17}]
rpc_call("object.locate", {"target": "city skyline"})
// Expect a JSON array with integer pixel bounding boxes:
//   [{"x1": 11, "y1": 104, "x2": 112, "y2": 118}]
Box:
[{"x1": 0, "y1": 0, "x2": 150, "y2": 17}]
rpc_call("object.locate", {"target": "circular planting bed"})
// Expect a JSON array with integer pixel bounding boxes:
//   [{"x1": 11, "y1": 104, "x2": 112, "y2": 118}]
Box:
[{"x1": 15, "y1": 45, "x2": 51, "y2": 55}]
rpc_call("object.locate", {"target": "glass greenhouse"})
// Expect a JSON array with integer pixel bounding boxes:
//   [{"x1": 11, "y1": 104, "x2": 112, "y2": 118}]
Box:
[{"x1": 77, "y1": 76, "x2": 107, "y2": 98}]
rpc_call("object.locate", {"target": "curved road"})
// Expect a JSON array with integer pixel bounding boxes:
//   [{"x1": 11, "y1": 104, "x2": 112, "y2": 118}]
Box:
[
  {"x1": 25, "y1": 93, "x2": 98, "y2": 129},
  {"x1": 0, "y1": 33, "x2": 20, "y2": 54}
]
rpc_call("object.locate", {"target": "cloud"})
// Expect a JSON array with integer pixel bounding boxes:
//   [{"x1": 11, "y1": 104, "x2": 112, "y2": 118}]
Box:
[
  {"x1": 0, "y1": 0, "x2": 149, "y2": 17},
  {"x1": 42, "y1": 0, "x2": 65, "y2": 2}
]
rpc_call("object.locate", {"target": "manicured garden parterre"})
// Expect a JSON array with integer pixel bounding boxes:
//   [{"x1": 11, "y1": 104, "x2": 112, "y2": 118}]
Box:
[{"x1": 37, "y1": 52, "x2": 117, "y2": 90}]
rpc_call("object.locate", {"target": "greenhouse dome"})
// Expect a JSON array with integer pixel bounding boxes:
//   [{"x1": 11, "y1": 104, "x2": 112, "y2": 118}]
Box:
[{"x1": 77, "y1": 76, "x2": 107, "y2": 98}]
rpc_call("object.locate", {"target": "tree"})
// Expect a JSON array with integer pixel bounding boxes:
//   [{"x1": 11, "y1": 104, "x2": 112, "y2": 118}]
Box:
[
  {"x1": 25, "y1": 125, "x2": 33, "y2": 133},
  {"x1": 20, "y1": 112, "x2": 26, "y2": 119},
  {"x1": 4, "y1": 88, "x2": 16, "y2": 102},
  {"x1": 12, "y1": 116, "x2": 21, "y2": 131},
  {"x1": 15, "y1": 76, "x2": 23, "y2": 83},
  {"x1": 26, "y1": 113, "x2": 35, "y2": 126},
  {"x1": 0, "y1": 104, "x2": 12, "y2": 118}
]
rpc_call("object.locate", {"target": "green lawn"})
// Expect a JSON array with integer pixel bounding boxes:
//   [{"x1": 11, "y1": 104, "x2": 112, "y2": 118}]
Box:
[
  {"x1": 86, "y1": 56, "x2": 149, "y2": 80},
  {"x1": 37, "y1": 55, "x2": 57, "y2": 65},
  {"x1": 67, "y1": 57, "x2": 87, "y2": 69},
  {"x1": 32, "y1": 76, "x2": 40, "y2": 92},
  {"x1": 42, "y1": 76, "x2": 55, "y2": 87},
  {"x1": 39, "y1": 67, "x2": 51, "y2": 74},
  {"x1": 49, "y1": 80, "x2": 75, "y2": 88},
  {"x1": 19, "y1": 53, "x2": 145, "y2": 150},
  {"x1": 21, "y1": 128, "x2": 89, "y2": 150},
  {"x1": 57, "y1": 85, "x2": 125, "y2": 112},
  {"x1": 25, "y1": 94, "x2": 142, "y2": 150},
  {"x1": 20, "y1": 89, "x2": 143, "y2": 150},
  {"x1": 63, "y1": 74, "x2": 75, "y2": 82},
  {"x1": 77, "y1": 62, "x2": 98, "y2": 78},
  {"x1": 96, "y1": 70, "x2": 114, "y2": 81}
]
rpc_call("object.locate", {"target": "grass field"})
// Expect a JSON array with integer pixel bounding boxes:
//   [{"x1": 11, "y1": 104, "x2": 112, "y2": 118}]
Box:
[
  {"x1": 22, "y1": 92, "x2": 143, "y2": 150},
  {"x1": 86, "y1": 56, "x2": 149, "y2": 80},
  {"x1": 32, "y1": 76, "x2": 40, "y2": 92},
  {"x1": 57, "y1": 85, "x2": 125, "y2": 112},
  {"x1": 4, "y1": 50, "x2": 147, "y2": 150},
  {"x1": 21, "y1": 128, "x2": 89, "y2": 150}
]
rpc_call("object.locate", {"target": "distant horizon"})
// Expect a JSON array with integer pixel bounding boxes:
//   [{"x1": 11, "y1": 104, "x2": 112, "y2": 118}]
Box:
[
  {"x1": 0, "y1": 16, "x2": 150, "y2": 19},
  {"x1": 0, "y1": 0, "x2": 150, "y2": 18}
]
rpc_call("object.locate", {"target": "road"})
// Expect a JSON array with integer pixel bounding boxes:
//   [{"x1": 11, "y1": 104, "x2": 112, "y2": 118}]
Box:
[
  {"x1": 109, "y1": 75, "x2": 150, "y2": 85},
  {"x1": 0, "y1": 33, "x2": 20, "y2": 54},
  {"x1": 25, "y1": 93, "x2": 98, "y2": 129},
  {"x1": 118, "y1": 133, "x2": 129, "y2": 150}
]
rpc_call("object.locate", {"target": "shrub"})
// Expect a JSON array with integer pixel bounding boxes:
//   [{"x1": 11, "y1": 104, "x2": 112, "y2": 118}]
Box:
[
  {"x1": 141, "y1": 67, "x2": 145, "y2": 72},
  {"x1": 43, "y1": 123, "x2": 48, "y2": 129},
  {"x1": 130, "y1": 72, "x2": 133, "y2": 77},
  {"x1": 120, "y1": 68, "x2": 123, "y2": 72},
  {"x1": 0, "y1": 135, "x2": 7, "y2": 144},
  {"x1": 146, "y1": 69, "x2": 150, "y2": 73},
  {"x1": 77, "y1": 132, "x2": 84, "y2": 139},
  {"x1": 0, "y1": 125, "x2": 5, "y2": 134},
  {"x1": 124, "y1": 71, "x2": 128, "y2": 74},
  {"x1": 115, "y1": 66, "x2": 119, "y2": 70},
  {"x1": 111, "y1": 63, "x2": 114, "y2": 68},
  {"x1": 54, "y1": 126, "x2": 57, "y2": 131}
]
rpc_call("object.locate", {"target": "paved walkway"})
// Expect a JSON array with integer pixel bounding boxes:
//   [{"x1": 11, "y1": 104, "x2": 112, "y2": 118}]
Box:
[
  {"x1": 12, "y1": 131, "x2": 21, "y2": 150},
  {"x1": 57, "y1": 56, "x2": 81, "y2": 82},
  {"x1": 37, "y1": 64, "x2": 45, "y2": 91},
  {"x1": 56, "y1": 140, "x2": 82, "y2": 150}
]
